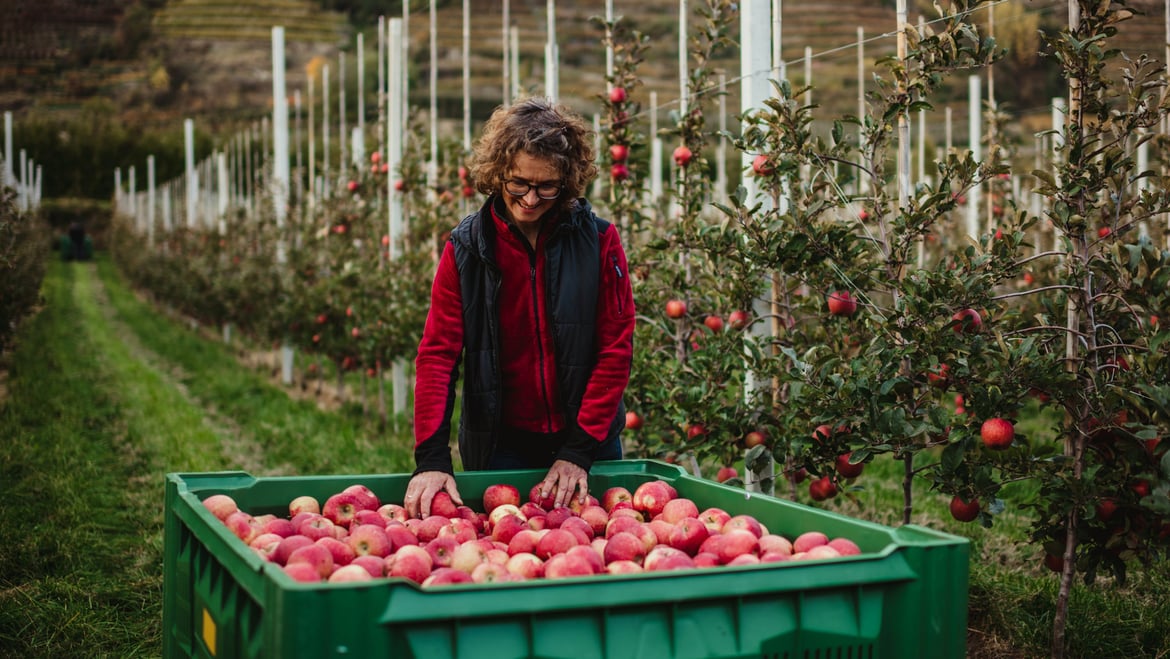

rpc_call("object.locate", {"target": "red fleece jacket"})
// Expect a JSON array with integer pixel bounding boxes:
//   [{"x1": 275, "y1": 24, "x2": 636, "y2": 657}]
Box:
[{"x1": 413, "y1": 203, "x2": 636, "y2": 466}]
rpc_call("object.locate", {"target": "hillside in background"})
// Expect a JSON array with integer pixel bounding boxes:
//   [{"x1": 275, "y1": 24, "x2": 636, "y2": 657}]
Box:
[{"x1": 1, "y1": 0, "x2": 1167, "y2": 173}]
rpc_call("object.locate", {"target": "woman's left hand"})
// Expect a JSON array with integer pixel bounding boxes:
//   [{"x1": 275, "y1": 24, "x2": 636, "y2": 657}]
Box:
[{"x1": 538, "y1": 460, "x2": 589, "y2": 509}]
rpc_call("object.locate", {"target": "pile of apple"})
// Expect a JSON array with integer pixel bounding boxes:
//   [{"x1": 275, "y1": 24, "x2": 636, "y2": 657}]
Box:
[{"x1": 200, "y1": 479, "x2": 863, "y2": 587}]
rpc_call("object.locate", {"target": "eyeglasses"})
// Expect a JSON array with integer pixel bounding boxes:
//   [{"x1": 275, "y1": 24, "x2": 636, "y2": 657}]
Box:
[{"x1": 503, "y1": 179, "x2": 562, "y2": 200}]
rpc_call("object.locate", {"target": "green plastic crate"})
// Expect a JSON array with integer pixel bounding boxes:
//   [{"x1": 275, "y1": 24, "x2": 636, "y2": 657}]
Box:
[{"x1": 163, "y1": 460, "x2": 969, "y2": 658}]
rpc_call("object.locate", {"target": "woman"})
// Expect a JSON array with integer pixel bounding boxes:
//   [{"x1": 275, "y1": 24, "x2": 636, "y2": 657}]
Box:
[{"x1": 404, "y1": 97, "x2": 636, "y2": 518}]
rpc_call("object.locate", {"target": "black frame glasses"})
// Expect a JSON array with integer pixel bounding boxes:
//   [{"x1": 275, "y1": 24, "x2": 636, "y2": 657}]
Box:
[{"x1": 503, "y1": 179, "x2": 562, "y2": 200}]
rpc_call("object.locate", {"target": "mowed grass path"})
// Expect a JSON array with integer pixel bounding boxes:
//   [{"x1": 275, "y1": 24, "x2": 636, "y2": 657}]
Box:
[
  {"x1": 0, "y1": 259, "x2": 412, "y2": 657},
  {"x1": 1, "y1": 258, "x2": 1168, "y2": 657}
]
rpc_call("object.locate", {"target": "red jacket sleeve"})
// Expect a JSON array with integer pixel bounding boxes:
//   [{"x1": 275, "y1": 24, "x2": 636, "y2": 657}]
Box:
[
  {"x1": 574, "y1": 224, "x2": 636, "y2": 441},
  {"x1": 413, "y1": 241, "x2": 463, "y2": 473}
]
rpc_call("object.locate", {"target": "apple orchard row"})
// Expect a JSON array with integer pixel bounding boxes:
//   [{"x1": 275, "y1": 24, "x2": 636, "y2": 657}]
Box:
[{"x1": 201, "y1": 480, "x2": 863, "y2": 586}]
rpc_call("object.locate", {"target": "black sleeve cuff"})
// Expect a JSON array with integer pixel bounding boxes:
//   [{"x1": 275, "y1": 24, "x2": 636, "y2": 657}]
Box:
[
  {"x1": 556, "y1": 425, "x2": 599, "y2": 471},
  {"x1": 414, "y1": 435, "x2": 455, "y2": 475}
]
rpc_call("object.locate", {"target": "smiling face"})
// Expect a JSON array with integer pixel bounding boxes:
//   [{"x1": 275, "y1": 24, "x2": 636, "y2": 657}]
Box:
[{"x1": 501, "y1": 152, "x2": 562, "y2": 233}]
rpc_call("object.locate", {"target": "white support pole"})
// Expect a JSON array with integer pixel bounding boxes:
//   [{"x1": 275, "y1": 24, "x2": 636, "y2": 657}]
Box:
[
  {"x1": 463, "y1": 0, "x2": 472, "y2": 152},
  {"x1": 716, "y1": 71, "x2": 728, "y2": 202},
  {"x1": 510, "y1": 26, "x2": 520, "y2": 100},
  {"x1": 388, "y1": 17, "x2": 409, "y2": 418},
  {"x1": 896, "y1": 0, "x2": 910, "y2": 215},
  {"x1": 323, "y1": 64, "x2": 330, "y2": 197},
  {"x1": 605, "y1": 0, "x2": 614, "y2": 90},
  {"x1": 857, "y1": 26, "x2": 866, "y2": 196},
  {"x1": 185, "y1": 119, "x2": 197, "y2": 227},
  {"x1": 429, "y1": 0, "x2": 439, "y2": 191},
  {"x1": 114, "y1": 167, "x2": 122, "y2": 215},
  {"x1": 740, "y1": 0, "x2": 772, "y2": 205},
  {"x1": 679, "y1": 0, "x2": 688, "y2": 117},
  {"x1": 545, "y1": 0, "x2": 559, "y2": 100},
  {"x1": 402, "y1": 1, "x2": 411, "y2": 131},
  {"x1": 378, "y1": 15, "x2": 386, "y2": 158},
  {"x1": 308, "y1": 75, "x2": 316, "y2": 218},
  {"x1": 503, "y1": 0, "x2": 511, "y2": 106},
  {"x1": 966, "y1": 75, "x2": 982, "y2": 242},
  {"x1": 128, "y1": 165, "x2": 137, "y2": 225},
  {"x1": 2, "y1": 112, "x2": 12, "y2": 187},
  {"x1": 217, "y1": 152, "x2": 229, "y2": 235},
  {"x1": 772, "y1": 0, "x2": 783, "y2": 81},
  {"x1": 339, "y1": 51, "x2": 347, "y2": 175},
  {"x1": 1137, "y1": 131, "x2": 1150, "y2": 239},
  {"x1": 357, "y1": 32, "x2": 366, "y2": 139},
  {"x1": 147, "y1": 155, "x2": 156, "y2": 245},
  {"x1": 273, "y1": 26, "x2": 294, "y2": 385},
  {"x1": 650, "y1": 91, "x2": 663, "y2": 201}
]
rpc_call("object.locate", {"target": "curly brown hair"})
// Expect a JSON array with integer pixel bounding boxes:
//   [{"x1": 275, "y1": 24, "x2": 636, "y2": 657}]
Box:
[{"x1": 470, "y1": 97, "x2": 599, "y2": 211}]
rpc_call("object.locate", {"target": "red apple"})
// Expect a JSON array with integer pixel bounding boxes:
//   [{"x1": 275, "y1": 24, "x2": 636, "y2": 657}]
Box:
[
  {"x1": 836, "y1": 452, "x2": 864, "y2": 479},
  {"x1": 827, "y1": 537, "x2": 861, "y2": 556},
  {"x1": 285, "y1": 496, "x2": 318, "y2": 522},
  {"x1": 350, "y1": 554, "x2": 386, "y2": 578},
  {"x1": 632, "y1": 481, "x2": 675, "y2": 517},
  {"x1": 327, "y1": 564, "x2": 372, "y2": 585},
  {"x1": 673, "y1": 145, "x2": 693, "y2": 167},
  {"x1": 728, "y1": 309, "x2": 750, "y2": 330},
  {"x1": 686, "y1": 423, "x2": 707, "y2": 440},
  {"x1": 624, "y1": 411, "x2": 644, "y2": 430},
  {"x1": 506, "y1": 529, "x2": 543, "y2": 556},
  {"x1": 715, "y1": 529, "x2": 760, "y2": 564},
  {"x1": 1098, "y1": 226, "x2": 1112, "y2": 238},
  {"x1": 811, "y1": 424, "x2": 833, "y2": 443},
  {"x1": 470, "y1": 562, "x2": 512, "y2": 584},
  {"x1": 792, "y1": 531, "x2": 829, "y2": 554},
  {"x1": 346, "y1": 180, "x2": 358, "y2": 192},
  {"x1": 273, "y1": 535, "x2": 314, "y2": 566},
  {"x1": 949, "y1": 496, "x2": 981, "y2": 522},
  {"x1": 601, "y1": 486, "x2": 633, "y2": 512},
  {"x1": 608, "y1": 86, "x2": 628, "y2": 104},
  {"x1": 286, "y1": 544, "x2": 334, "y2": 579},
  {"x1": 980, "y1": 417, "x2": 1014, "y2": 449},
  {"x1": 578, "y1": 505, "x2": 610, "y2": 536},
  {"x1": 490, "y1": 513, "x2": 528, "y2": 545},
  {"x1": 644, "y1": 545, "x2": 696, "y2": 571},
  {"x1": 698, "y1": 507, "x2": 731, "y2": 534},
  {"x1": 387, "y1": 544, "x2": 434, "y2": 583},
  {"x1": 751, "y1": 153, "x2": 773, "y2": 176},
  {"x1": 414, "y1": 515, "x2": 448, "y2": 543},
  {"x1": 322, "y1": 492, "x2": 364, "y2": 526},
  {"x1": 722, "y1": 514, "x2": 763, "y2": 538},
  {"x1": 505, "y1": 552, "x2": 544, "y2": 579},
  {"x1": 609, "y1": 144, "x2": 629, "y2": 162},
  {"x1": 660, "y1": 498, "x2": 700, "y2": 525},
  {"x1": 429, "y1": 491, "x2": 460, "y2": 518},
  {"x1": 808, "y1": 476, "x2": 838, "y2": 501},
  {"x1": 703, "y1": 314, "x2": 724, "y2": 333},
  {"x1": 610, "y1": 163, "x2": 630, "y2": 180},
  {"x1": 665, "y1": 299, "x2": 687, "y2": 319},
  {"x1": 202, "y1": 494, "x2": 239, "y2": 522},
  {"x1": 606, "y1": 559, "x2": 644, "y2": 574},
  {"x1": 450, "y1": 539, "x2": 491, "y2": 574},
  {"x1": 927, "y1": 363, "x2": 950, "y2": 388},
  {"x1": 482, "y1": 483, "x2": 521, "y2": 514},
  {"x1": 952, "y1": 308, "x2": 983, "y2": 333},
  {"x1": 826, "y1": 290, "x2": 857, "y2": 316},
  {"x1": 422, "y1": 567, "x2": 474, "y2": 586},
  {"x1": 758, "y1": 534, "x2": 793, "y2": 556},
  {"x1": 283, "y1": 562, "x2": 323, "y2": 582},
  {"x1": 528, "y1": 484, "x2": 556, "y2": 510},
  {"x1": 316, "y1": 536, "x2": 357, "y2": 566},
  {"x1": 543, "y1": 553, "x2": 596, "y2": 579},
  {"x1": 715, "y1": 466, "x2": 738, "y2": 483},
  {"x1": 744, "y1": 430, "x2": 767, "y2": 448},
  {"x1": 535, "y1": 529, "x2": 578, "y2": 560},
  {"x1": 424, "y1": 536, "x2": 459, "y2": 568}
]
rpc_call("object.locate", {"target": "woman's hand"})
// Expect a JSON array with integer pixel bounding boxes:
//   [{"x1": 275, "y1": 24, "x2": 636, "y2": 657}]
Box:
[
  {"x1": 404, "y1": 471, "x2": 462, "y2": 518},
  {"x1": 538, "y1": 460, "x2": 589, "y2": 509}
]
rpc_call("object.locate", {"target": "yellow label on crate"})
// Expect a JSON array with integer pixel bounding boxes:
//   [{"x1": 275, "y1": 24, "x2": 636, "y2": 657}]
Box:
[{"x1": 202, "y1": 608, "x2": 217, "y2": 656}]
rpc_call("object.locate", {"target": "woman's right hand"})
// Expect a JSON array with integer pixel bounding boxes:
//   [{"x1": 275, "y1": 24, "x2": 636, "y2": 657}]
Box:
[{"x1": 404, "y1": 471, "x2": 463, "y2": 518}]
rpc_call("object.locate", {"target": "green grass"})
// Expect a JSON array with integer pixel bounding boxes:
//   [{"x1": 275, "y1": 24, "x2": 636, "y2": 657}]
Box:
[{"x1": 1, "y1": 257, "x2": 1167, "y2": 657}]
